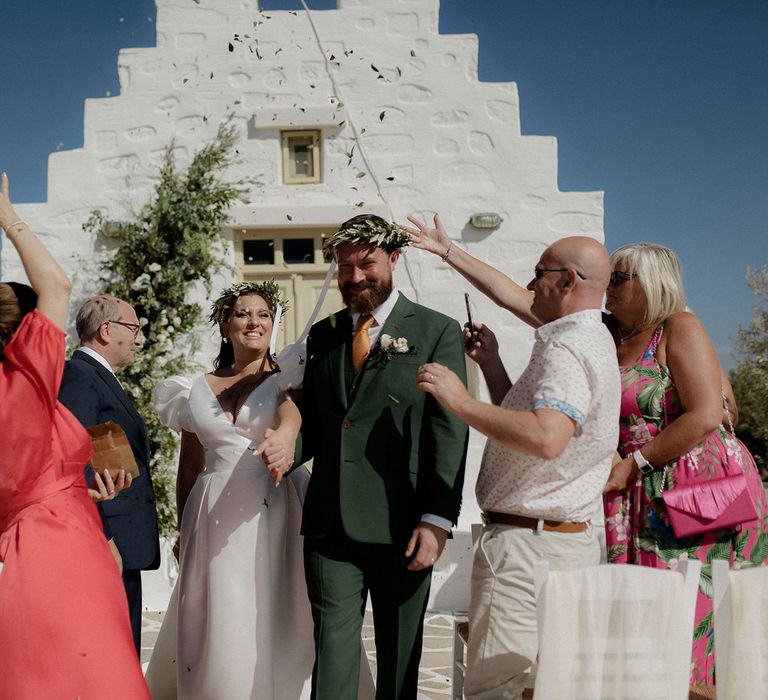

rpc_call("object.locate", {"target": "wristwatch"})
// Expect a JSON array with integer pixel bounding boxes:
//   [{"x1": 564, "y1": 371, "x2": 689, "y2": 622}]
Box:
[{"x1": 632, "y1": 449, "x2": 654, "y2": 475}]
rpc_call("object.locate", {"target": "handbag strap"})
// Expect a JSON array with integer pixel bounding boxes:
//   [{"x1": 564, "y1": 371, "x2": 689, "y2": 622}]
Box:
[
  {"x1": 651, "y1": 323, "x2": 675, "y2": 492},
  {"x1": 721, "y1": 386, "x2": 745, "y2": 472},
  {"x1": 654, "y1": 322, "x2": 743, "y2": 491},
  {"x1": 722, "y1": 387, "x2": 738, "y2": 440}
]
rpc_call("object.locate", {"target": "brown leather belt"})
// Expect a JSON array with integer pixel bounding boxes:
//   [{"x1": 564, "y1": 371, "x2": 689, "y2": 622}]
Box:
[{"x1": 482, "y1": 511, "x2": 589, "y2": 533}]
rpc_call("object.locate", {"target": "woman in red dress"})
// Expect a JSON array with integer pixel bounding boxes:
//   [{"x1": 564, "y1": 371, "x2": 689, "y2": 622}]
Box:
[{"x1": 0, "y1": 173, "x2": 150, "y2": 699}]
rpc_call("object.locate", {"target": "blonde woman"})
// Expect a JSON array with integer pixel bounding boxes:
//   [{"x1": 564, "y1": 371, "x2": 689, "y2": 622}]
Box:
[{"x1": 601, "y1": 243, "x2": 767, "y2": 685}]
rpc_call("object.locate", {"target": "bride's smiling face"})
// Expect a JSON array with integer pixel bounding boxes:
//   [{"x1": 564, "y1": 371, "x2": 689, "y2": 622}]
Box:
[{"x1": 222, "y1": 294, "x2": 274, "y2": 355}]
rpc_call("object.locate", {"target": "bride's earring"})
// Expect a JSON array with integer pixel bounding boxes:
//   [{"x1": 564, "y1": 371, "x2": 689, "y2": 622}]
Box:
[{"x1": 222, "y1": 336, "x2": 229, "y2": 344}]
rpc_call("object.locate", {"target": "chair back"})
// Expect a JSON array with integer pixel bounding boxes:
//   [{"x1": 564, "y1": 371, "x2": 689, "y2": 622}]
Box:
[
  {"x1": 712, "y1": 559, "x2": 768, "y2": 699},
  {"x1": 532, "y1": 561, "x2": 700, "y2": 700}
]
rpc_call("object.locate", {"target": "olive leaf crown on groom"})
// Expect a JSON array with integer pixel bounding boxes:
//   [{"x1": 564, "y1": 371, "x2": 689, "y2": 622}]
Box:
[{"x1": 322, "y1": 214, "x2": 411, "y2": 259}]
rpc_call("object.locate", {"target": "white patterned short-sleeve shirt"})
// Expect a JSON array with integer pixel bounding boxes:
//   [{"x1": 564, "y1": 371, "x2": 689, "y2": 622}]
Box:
[{"x1": 476, "y1": 309, "x2": 620, "y2": 521}]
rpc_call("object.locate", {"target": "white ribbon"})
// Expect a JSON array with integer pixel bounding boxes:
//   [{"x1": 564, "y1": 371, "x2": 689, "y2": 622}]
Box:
[
  {"x1": 269, "y1": 259, "x2": 337, "y2": 359},
  {"x1": 295, "y1": 260, "x2": 337, "y2": 345},
  {"x1": 269, "y1": 303, "x2": 283, "y2": 360}
]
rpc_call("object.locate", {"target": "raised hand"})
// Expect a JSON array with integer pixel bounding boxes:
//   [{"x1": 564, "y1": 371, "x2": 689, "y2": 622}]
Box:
[
  {"x1": 0, "y1": 172, "x2": 21, "y2": 232},
  {"x1": 0, "y1": 172, "x2": 72, "y2": 329},
  {"x1": 401, "y1": 213, "x2": 452, "y2": 259}
]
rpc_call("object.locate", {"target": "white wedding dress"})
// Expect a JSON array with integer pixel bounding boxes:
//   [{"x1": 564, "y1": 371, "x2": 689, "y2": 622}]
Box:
[{"x1": 145, "y1": 366, "x2": 313, "y2": 700}]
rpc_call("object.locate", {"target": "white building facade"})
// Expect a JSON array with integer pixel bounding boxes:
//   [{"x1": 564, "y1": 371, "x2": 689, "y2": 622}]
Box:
[{"x1": 5, "y1": 0, "x2": 603, "y2": 610}]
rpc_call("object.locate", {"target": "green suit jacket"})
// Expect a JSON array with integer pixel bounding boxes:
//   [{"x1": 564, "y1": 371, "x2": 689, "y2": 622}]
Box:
[{"x1": 299, "y1": 293, "x2": 469, "y2": 545}]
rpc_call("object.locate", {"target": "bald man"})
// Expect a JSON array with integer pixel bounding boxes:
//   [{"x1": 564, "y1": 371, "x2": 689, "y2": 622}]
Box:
[
  {"x1": 59, "y1": 295, "x2": 160, "y2": 654},
  {"x1": 413, "y1": 234, "x2": 621, "y2": 699}
]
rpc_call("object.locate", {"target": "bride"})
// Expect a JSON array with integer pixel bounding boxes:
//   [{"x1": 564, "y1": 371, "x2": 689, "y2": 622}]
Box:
[{"x1": 145, "y1": 281, "x2": 314, "y2": 699}]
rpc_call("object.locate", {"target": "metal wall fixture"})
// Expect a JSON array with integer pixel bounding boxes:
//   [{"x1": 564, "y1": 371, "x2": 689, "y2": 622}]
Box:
[{"x1": 470, "y1": 212, "x2": 502, "y2": 229}]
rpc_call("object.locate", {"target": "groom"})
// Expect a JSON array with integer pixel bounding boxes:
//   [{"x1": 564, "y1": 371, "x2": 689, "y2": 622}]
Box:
[{"x1": 297, "y1": 215, "x2": 468, "y2": 699}]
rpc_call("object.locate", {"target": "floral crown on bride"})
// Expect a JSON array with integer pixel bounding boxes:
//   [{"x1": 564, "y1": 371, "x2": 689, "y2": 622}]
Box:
[{"x1": 209, "y1": 280, "x2": 289, "y2": 327}]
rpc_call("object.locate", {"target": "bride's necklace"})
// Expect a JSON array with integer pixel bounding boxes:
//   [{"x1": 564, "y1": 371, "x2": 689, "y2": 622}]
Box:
[{"x1": 618, "y1": 323, "x2": 646, "y2": 345}]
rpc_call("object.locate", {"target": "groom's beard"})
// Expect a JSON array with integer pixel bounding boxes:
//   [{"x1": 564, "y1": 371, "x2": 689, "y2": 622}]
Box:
[{"x1": 340, "y1": 276, "x2": 393, "y2": 314}]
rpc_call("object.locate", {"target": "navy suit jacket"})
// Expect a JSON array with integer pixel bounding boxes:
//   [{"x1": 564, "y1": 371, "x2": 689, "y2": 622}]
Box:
[{"x1": 58, "y1": 349, "x2": 160, "y2": 571}]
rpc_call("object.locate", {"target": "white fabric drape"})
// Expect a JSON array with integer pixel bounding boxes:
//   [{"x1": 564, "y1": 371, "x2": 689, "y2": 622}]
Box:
[
  {"x1": 534, "y1": 563, "x2": 699, "y2": 700},
  {"x1": 717, "y1": 565, "x2": 768, "y2": 699}
]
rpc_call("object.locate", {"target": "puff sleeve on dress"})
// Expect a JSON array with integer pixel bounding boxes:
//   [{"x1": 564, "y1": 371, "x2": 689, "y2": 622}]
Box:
[
  {"x1": 153, "y1": 375, "x2": 195, "y2": 433},
  {"x1": 1, "y1": 310, "x2": 65, "y2": 427},
  {"x1": 0, "y1": 310, "x2": 70, "y2": 495}
]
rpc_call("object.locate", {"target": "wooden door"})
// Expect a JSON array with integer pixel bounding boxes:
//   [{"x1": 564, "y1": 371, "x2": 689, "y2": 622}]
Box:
[{"x1": 234, "y1": 227, "x2": 342, "y2": 347}]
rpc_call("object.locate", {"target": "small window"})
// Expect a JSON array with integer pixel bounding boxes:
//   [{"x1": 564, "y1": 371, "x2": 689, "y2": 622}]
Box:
[
  {"x1": 282, "y1": 130, "x2": 321, "y2": 184},
  {"x1": 284, "y1": 238, "x2": 314, "y2": 264},
  {"x1": 243, "y1": 239, "x2": 274, "y2": 265}
]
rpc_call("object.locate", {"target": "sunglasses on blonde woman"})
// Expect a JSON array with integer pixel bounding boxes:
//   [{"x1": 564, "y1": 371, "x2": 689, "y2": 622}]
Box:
[{"x1": 609, "y1": 271, "x2": 635, "y2": 286}]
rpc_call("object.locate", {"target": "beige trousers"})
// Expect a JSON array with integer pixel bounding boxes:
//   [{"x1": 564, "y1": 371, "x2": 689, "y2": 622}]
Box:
[{"x1": 464, "y1": 521, "x2": 600, "y2": 700}]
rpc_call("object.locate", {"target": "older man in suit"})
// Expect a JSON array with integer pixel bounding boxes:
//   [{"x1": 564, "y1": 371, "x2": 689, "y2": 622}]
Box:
[
  {"x1": 58, "y1": 295, "x2": 160, "y2": 654},
  {"x1": 296, "y1": 215, "x2": 468, "y2": 699}
]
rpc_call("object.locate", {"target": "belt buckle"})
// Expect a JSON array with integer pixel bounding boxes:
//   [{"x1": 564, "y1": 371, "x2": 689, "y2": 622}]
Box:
[{"x1": 481, "y1": 512, "x2": 490, "y2": 526}]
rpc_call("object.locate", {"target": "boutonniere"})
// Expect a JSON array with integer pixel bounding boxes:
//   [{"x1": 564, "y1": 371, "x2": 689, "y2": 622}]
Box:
[{"x1": 379, "y1": 333, "x2": 413, "y2": 361}]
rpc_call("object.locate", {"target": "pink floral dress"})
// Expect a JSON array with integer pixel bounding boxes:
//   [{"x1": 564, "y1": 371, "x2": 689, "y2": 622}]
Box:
[{"x1": 603, "y1": 322, "x2": 768, "y2": 684}]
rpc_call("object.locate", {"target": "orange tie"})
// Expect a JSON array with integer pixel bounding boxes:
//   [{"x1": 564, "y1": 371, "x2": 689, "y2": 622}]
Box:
[{"x1": 352, "y1": 313, "x2": 374, "y2": 370}]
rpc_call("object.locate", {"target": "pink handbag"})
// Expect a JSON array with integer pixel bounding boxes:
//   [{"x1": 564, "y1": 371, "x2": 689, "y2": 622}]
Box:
[
  {"x1": 662, "y1": 469, "x2": 757, "y2": 538},
  {"x1": 661, "y1": 392, "x2": 759, "y2": 538}
]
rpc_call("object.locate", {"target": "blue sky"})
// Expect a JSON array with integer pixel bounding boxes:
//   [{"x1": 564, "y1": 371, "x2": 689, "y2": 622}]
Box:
[{"x1": 2, "y1": 0, "x2": 766, "y2": 366}]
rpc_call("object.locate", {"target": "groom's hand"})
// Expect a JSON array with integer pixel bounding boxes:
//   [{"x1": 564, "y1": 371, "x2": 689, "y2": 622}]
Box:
[
  {"x1": 405, "y1": 521, "x2": 448, "y2": 571},
  {"x1": 257, "y1": 428, "x2": 295, "y2": 486}
]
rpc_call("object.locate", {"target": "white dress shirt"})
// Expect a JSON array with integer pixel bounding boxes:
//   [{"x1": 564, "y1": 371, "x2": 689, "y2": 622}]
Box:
[{"x1": 78, "y1": 345, "x2": 119, "y2": 380}]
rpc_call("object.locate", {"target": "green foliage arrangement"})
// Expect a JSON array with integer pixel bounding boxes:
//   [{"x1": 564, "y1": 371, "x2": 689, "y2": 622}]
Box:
[
  {"x1": 83, "y1": 121, "x2": 249, "y2": 537},
  {"x1": 731, "y1": 265, "x2": 768, "y2": 478}
]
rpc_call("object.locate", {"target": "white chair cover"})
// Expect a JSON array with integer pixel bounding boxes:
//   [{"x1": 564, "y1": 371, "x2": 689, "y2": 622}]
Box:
[
  {"x1": 533, "y1": 561, "x2": 700, "y2": 700},
  {"x1": 713, "y1": 560, "x2": 768, "y2": 699}
]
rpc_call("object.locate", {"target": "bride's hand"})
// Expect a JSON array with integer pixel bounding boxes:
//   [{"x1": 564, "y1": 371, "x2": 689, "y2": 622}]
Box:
[
  {"x1": 401, "y1": 213, "x2": 452, "y2": 259},
  {"x1": 257, "y1": 428, "x2": 296, "y2": 487}
]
